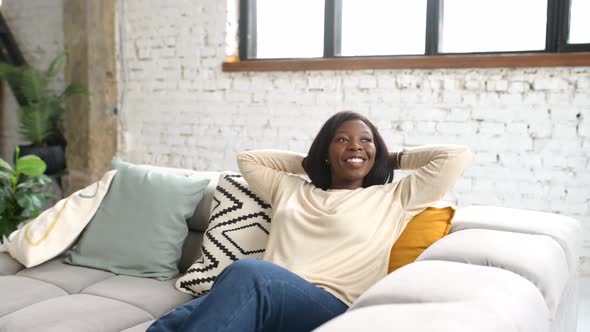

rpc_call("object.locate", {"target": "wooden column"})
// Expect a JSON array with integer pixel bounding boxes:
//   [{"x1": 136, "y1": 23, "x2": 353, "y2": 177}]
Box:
[{"x1": 63, "y1": 0, "x2": 117, "y2": 194}]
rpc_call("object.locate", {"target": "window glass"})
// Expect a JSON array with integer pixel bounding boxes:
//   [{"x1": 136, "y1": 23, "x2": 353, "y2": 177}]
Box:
[
  {"x1": 341, "y1": 0, "x2": 427, "y2": 56},
  {"x1": 569, "y1": 0, "x2": 590, "y2": 44},
  {"x1": 441, "y1": 0, "x2": 547, "y2": 53},
  {"x1": 256, "y1": 0, "x2": 324, "y2": 59}
]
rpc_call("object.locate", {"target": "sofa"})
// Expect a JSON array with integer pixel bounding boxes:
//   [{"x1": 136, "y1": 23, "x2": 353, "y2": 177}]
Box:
[{"x1": 0, "y1": 168, "x2": 582, "y2": 332}]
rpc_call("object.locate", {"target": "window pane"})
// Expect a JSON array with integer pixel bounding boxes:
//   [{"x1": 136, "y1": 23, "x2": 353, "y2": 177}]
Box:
[
  {"x1": 441, "y1": 0, "x2": 547, "y2": 53},
  {"x1": 256, "y1": 0, "x2": 324, "y2": 59},
  {"x1": 341, "y1": 0, "x2": 427, "y2": 56},
  {"x1": 569, "y1": 0, "x2": 590, "y2": 44}
]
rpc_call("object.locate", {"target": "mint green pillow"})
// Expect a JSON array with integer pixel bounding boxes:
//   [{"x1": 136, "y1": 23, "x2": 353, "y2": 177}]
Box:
[{"x1": 65, "y1": 158, "x2": 210, "y2": 280}]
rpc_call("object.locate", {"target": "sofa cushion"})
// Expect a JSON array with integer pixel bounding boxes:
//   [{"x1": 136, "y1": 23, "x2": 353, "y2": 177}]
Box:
[
  {"x1": 16, "y1": 257, "x2": 115, "y2": 294},
  {"x1": 350, "y1": 260, "x2": 550, "y2": 332},
  {"x1": 388, "y1": 206, "x2": 454, "y2": 272},
  {"x1": 66, "y1": 158, "x2": 210, "y2": 280},
  {"x1": 0, "y1": 276, "x2": 67, "y2": 317},
  {"x1": 82, "y1": 275, "x2": 193, "y2": 318},
  {"x1": 0, "y1": 252, "x2": 23, "y2": 276},
  {"x1": 451, "y1": 205, "x2": 581, "y2": 273},
  {"x1": 0, "y1": 294, "x2": 153, "y2": 332},
  {"x1": 176, "y1": 173, "x2": 271, "y2": 296},
  {"x1": 417, "y1": 228, "x2": 569, "y2": 315}
]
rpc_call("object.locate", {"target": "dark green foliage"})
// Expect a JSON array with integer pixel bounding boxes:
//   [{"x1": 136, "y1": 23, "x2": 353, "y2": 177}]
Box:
[
  {"x1": 0, "y1": 52, "x2": 88, "y2": 146},
  {"x1": 0, "y1": 147, "x2": 55, "y2": 240}
]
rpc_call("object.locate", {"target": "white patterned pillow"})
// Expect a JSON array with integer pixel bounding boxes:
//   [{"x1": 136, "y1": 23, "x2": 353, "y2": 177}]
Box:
[{"x1": 176, "y1": 172, "x2": 272, "y2": 296}]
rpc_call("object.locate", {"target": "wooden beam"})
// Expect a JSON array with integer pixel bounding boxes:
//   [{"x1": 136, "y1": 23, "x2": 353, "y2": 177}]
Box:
[{"x1": 223, "y1": 52, "x2": 590, "y2": 72}]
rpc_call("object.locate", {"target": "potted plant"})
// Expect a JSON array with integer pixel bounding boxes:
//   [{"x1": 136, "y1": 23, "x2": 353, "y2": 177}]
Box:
[
  {"x1": 0, "y1": 147, "x2": 54, "y2": 240},
  {"x1": 0, "y1": 51, "x2": 87, "y2": 175}
]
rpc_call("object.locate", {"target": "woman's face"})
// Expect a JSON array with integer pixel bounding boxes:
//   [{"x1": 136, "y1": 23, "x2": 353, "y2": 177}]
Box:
[{"x1": 328, "y1": 119, "x2": 376, "y2": 190}]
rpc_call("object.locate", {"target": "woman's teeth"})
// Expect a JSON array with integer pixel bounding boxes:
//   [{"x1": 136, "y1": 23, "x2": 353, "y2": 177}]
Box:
[{"x1": 347, "y1": 158, "x2": 364, "y2": 163}]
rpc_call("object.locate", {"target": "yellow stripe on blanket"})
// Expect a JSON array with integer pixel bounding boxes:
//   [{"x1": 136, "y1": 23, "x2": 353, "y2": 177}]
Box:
[{"x1": 24, "y1": 196, "x2": 72, "y2": 246}]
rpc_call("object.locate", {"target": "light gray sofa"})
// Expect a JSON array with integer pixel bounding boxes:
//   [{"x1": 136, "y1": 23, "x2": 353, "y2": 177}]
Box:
[{"x1": 0, "y1": 169, "x2": 582, "y2": 332}]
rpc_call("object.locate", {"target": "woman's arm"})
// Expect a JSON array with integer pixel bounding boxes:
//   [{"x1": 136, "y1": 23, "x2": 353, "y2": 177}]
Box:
[
  {"x1": 237, "y1": 150, "x2": 307, "y2": 204},
  {"x1": 395, "y1": 145, "x2": 472, "y2": 218}
]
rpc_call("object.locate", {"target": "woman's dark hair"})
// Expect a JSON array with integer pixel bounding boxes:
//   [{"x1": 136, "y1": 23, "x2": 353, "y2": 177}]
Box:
[{"x1": 306, "y1": 111, "x2": 394, "y2": 190}]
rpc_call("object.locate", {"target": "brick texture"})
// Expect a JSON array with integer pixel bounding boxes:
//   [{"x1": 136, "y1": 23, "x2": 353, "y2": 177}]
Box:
[
  {"x1": 2, "y1": 0, "x2": 589, "y2": 274},
  {"x1": 115, "y1": 0, "x2": 590, "y2": 267}
]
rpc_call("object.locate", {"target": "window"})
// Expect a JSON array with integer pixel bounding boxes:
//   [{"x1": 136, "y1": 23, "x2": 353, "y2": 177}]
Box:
[
  {"x1": 340, "y1": 1, "x2": 427, "y2": 56},
  {"x1": 567, "y1": 0, "x2": 590, "y2": 44},
  {"x1": 238, "y1": 0, "x2": 590, "y2": 60},
  {"x1": 440, "y1": 0, "x2": 547, "y2": 53},
  {"x1": 256, "y1": 0, "x2": 324, "y2": 58}
]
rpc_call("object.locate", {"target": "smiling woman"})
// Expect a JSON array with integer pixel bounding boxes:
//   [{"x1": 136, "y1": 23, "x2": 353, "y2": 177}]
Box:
[{"x1": 148, "y1": 111, "x2": 472, "y2": 332}]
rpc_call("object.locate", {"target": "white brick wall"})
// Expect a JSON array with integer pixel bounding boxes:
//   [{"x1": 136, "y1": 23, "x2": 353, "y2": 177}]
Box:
[
  {"x1": 2, "y1": 1, "x2": 587, "y2": 274},
  {"x1": 117, "y1": 0, "x2": 590, "y2": 272},
  {"x1": 0, "y1": 0, "x2": 64, "y2": 161}
]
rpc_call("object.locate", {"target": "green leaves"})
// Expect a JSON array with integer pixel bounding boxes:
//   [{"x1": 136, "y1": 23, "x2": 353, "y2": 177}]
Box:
[
  {"x1": 16, "y1": 155, "x2": 47, "y2": 176},
  {"x1": 17, "y1": 101, "x2": 55, "y2": 145},
  {"x1": 0, "y1": 150, "x2": 53, "y2": 239},
  {"x1": 46, "y1": 52, "x2": 66, "y2": 78},
  {"x1": 19, "y1": 67, "x2": 48, "y2": 104},
  {"x1": 16, "y1": 191, "x2": 50, "y2": 212},
  {"x1": 0, "y1": 51, "x2": 88, "y2": 147},
  {"x1": 17, "y1": 174, "x2": 52, "y2": 189},
  {"x1": 0, "y1": 158, "x2": 13, "y2": 172},
  {"x1": 0, "y1": 171, "x2": 11, "y2": 180},
  {"x1": 62, "y1": 82, "x2": 88, "y2": 97}
]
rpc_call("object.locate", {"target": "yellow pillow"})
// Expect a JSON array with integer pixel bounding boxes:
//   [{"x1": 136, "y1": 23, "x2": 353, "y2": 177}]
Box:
[{"x1": 388, "y1": 206, "x2": 455, "y2": 273}]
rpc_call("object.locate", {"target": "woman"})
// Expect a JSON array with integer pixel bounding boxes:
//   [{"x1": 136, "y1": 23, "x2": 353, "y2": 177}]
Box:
[{"x1": 149, "y1": 111, "x2": 472, "y2": 332}]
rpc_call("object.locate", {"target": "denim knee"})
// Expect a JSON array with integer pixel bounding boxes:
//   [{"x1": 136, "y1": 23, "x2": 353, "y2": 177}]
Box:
[
  {"x1": 222, "y1": 258, "x2": 268, "y2": 276},
  {"x1": 215, "y1": 259, "x2": 279, "y2": 287}
]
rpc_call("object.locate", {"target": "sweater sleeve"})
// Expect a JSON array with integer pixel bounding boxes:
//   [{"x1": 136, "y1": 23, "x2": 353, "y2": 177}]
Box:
[
  {"x1": 237, "y1": 149, "x2": 307, "y2": 205},
  {"x1": 396, "y1": 145, "x2": 472, "y2": 218}
]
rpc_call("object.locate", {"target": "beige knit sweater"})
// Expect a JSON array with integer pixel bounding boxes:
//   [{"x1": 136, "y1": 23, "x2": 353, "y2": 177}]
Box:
[{"x1": 237, "y1": 145, "x2": 472, "y2": 306}]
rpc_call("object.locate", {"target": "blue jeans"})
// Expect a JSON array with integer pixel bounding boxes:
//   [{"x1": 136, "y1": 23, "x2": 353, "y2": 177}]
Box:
[{"x1": 148, "y1": 259, "x2": 348, "y2": 332}]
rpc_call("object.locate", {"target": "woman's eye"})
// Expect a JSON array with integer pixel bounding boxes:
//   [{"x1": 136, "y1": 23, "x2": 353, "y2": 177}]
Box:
[
  {"x1": 361, "y1": 138, "x2": 372, "y2": 142},
  {"x1": 337, "y1": 137, "x2": 348, "y2": 142}
]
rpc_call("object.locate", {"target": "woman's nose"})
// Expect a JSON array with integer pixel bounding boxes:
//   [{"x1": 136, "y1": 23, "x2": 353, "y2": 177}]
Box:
[{"x1": 348, "y1": 141, "x2": 362, "y2": 150}]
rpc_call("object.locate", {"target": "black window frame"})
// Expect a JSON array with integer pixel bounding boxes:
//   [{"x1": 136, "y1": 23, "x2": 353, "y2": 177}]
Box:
[{"x1": 239, "y1": 0, "x2": 590, "y2": 61}]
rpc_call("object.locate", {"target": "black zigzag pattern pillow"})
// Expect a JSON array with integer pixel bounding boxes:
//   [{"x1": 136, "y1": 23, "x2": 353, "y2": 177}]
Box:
[{"x1": 176, "y1": 172, "x2": 272, "y2": 296}]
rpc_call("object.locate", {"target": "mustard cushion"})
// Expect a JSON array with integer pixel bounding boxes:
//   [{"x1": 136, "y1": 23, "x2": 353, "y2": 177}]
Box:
[{"x1": 388, "y1": 207, "x2": 455, "y2": 273}]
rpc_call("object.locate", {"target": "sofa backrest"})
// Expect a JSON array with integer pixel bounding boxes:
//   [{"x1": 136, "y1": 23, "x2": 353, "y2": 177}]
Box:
[
  {"x1": 180, "y1": 171, "x2": 221, "y2": 272},
  {"x1": 187, "y1": 172, "x2": 221, "y2": 232}
]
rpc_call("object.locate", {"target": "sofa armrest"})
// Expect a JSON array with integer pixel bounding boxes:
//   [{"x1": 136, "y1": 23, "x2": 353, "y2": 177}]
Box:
[
  {"x1": 451, "y1": 205, "x2": 581, "y2": 274},
  {"x1": 331, "y1": 261, "x2": 549, "y2": 332},
  {"x1": 314, "y1": 302, "x2": 541, "y2": 332},
  {"x1": 417, "y1": 229, "x2": 568, "y2": 315}
]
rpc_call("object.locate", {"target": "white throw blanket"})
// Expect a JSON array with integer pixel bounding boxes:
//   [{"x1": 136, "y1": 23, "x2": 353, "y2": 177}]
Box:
[{"x1": 0, "y1": 170, "x2": 117, "y2": 268}]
